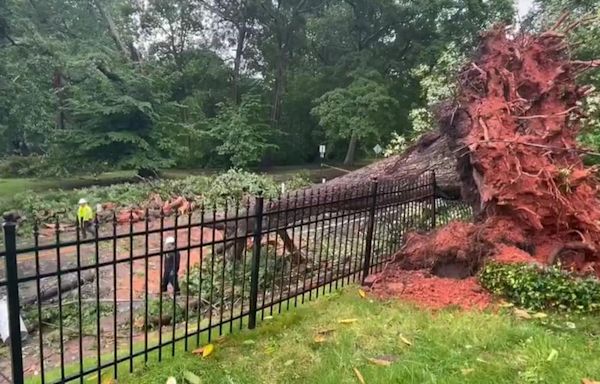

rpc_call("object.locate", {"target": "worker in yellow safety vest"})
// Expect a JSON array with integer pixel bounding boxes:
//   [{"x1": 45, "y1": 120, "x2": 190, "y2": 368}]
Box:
[{"x1": 77, "y1": 198, "x2": 96, "y2": 239}]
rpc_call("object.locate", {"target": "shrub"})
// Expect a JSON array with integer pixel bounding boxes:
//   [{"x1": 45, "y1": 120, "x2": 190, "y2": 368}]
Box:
[
  {"x1": 0, "y1": 156, "x2": 47, "y2": 177},
  {"x1": 479, "y1": 262, "x2": 600, "y2": 313},
  {"x1": 134, "y1": 298, "x2": 185, "y2": 330}
]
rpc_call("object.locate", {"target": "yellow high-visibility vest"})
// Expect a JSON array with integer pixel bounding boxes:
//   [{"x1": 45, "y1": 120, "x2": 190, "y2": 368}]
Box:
[{"x1": 77, "y1": 205, "x2": 94, "y2": 222}]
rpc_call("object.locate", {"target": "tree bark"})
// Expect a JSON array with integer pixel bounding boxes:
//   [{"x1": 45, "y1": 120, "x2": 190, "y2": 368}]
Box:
[
  {"x1": 343, "y1": 133, "x2": 358, "y2": 165},
  {"x1": 233, "y1": 23, "x2": 247, "y2": 105},
  {"x1": 271, "y1": 53, "x2": 288, "y2": 128},
  {"x1": 53, "y1": 69, "x2": 66, "y2": 130}
]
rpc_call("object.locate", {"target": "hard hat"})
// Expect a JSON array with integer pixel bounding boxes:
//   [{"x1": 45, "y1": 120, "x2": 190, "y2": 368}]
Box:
[
  {"x1": 78, "y1": 198, "x2": 87, "y2": 205},
  {"x1": 165, "y1": 236, "x2": 175, "y2": 245}
]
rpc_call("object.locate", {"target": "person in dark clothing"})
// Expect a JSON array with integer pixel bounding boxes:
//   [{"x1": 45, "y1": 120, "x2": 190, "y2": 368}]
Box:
[{"x1": 161, "y1": 237, "x2": 181, "y2": 294}]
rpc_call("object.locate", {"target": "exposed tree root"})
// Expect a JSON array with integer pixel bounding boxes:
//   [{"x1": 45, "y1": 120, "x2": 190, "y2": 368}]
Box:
[{"x1": 392, "y1": 18, "x2": 600, "y2": 279}]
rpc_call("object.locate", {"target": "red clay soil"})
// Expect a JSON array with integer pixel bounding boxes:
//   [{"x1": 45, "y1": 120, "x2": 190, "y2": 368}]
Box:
[
  {"x1": 368, "y1": 266, "x2": 492, "y2": 311},
  {"x1": 369, "y1": 19, "x2": 600, "y2": 309}
]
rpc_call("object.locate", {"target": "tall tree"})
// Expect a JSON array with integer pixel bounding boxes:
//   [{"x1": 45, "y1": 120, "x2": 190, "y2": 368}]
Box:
[
  {"x1": 139, "y1": 0, "x2": 205, "y2": 65},
  {"x1": 256, "y1": 0, "x2": 320, "y2": 129},
  {"x1": 201, "y1": 0, "x2": 259, "y2": 104},
  {"x1": 311, "y1": 71, "x2": 398, "y2": 164}
]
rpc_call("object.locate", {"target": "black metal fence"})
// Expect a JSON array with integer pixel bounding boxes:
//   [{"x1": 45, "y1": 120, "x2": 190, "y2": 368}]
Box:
[{"x1": 0, "y1": 172, "x2": 471, "y2": 384}]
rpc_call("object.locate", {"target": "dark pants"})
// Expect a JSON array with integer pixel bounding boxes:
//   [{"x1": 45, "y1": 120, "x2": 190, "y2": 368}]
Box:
[
  {"x1": 80, "y1": 221, "x2": 95, "y2": 239},
  {"x1": 162, "y1": 254, "x2": 180, "y2": 293}
]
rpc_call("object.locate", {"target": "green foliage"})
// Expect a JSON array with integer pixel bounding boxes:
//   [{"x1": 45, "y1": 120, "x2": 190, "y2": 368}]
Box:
[
  {"x1": 23, "y1": 302, "x2": 112, "y2": 339},
  {"x1": 208, "y1": 95, "x2": 278, "y2": 168},
  {"x1": 385, "y1": 43, "x2": 466, "y2": 157},
  {"x1": 150, "y1": 298, "x2": 185, "y2": 329},
  {"x1": 0, "y1": 156, "x2": 47, "y2": 177},
  {"x1": 182, "y1": 248, "x2": 287, "y2": 306},
  {"x1": 1, "y1": 0, "x2": 517, "y2": 169},
  {"x1": 479, "y1": 262, "x2": 600, "y2": 313},
  {"x1": 1, "y1": 170, "x2": 311, "y2": 233},
  {"x1": 284, "y1": 171, "x2": 311, "y2": 191},
  {"x1": 311, "y1": 71, "x2": 399, "y2": 147},
  {"x1": 47, "y1": 60, "x2": 176, "y2": 175}
]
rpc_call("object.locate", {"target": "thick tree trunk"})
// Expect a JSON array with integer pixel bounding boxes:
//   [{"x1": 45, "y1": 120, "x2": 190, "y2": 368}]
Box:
[
  {"x1": 329, "y1": 131, "x2": 460, "y2": 198},
  {"x1": 343, "y1": 133, "x2": 358, "y2": 165},
  {"x1": 205, "y1": 130, "x2": 461, "y2": 260}
]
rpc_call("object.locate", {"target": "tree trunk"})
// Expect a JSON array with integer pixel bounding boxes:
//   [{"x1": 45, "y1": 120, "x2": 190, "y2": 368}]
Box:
[
  {"x1": 205, "y1": 130, "x2": 461, "y2": 260},
  {"x1": 343, "y1": 133, "x2": 358, "y2": 165},
  {"x1": 233, "y1": 24, "x2": 247, "y2": 105},
  {"x1": 93, "y1": 0, "x2": 130, "y2": 59},
  {"x1": 53, "y1": 70, "x2": 66, "y2": 130},
  {"x1": 271, "y1": 56, "x2": 287, "y2": 128}
]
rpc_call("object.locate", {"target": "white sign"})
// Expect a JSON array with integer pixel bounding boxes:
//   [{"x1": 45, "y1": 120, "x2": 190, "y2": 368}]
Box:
[
  {"x1": 373, "y1": 144, "x2": 382, "y2": 155},
  {"x1": 319, "y1": 145, "x2": 326, "y2": 158}
]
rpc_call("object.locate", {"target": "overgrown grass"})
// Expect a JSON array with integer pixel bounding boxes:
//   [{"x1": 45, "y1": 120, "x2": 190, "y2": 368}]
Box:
[{"x1": 113, "y1": 288, "x2": 600, "y2": 384}]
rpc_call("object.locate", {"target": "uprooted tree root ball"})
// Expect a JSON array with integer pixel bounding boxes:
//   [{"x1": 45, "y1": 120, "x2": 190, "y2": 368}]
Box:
[{"x1": 370, "y1": 18, "x2": 600, "y2": 308}]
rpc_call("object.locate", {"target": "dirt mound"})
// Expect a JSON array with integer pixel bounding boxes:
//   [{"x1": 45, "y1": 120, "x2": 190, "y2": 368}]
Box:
[
  {"x1": 369, "y1": 19, "x2": 600, "y2": 310},
  {"x1": 368, "y1": 266, "x2": 492, "y2": 310}
]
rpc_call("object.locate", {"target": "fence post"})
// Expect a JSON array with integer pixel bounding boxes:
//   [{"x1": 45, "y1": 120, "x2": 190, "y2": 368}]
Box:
[
  {"x1": 248, "y1": 194, "x2": 264, "y2": 330},
  {"x1": 3, "y1": 214, "x2": 24, "y2": 384},
  {"x1": 431, "y1": 170, "x2": 437, "y2": 229},
  {"x1": 362, "y1": 178, "x2": 378, "y2": 283}
]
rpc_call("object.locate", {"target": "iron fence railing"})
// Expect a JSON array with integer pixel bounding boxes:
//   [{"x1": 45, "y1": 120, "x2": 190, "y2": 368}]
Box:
[{"x1": 0, "y1": 171, "x2": 471, "y2": 384}]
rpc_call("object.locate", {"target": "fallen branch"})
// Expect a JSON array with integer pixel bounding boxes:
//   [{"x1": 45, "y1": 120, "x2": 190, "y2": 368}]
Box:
[{"x1": 21, "y1": 270, "x2": 96, "y2": 307}]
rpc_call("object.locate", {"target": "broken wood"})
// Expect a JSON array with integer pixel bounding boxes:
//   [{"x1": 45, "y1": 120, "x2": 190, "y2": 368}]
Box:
[{"x1": 21, "y1": 270, "x2": 96, "y2": 307}]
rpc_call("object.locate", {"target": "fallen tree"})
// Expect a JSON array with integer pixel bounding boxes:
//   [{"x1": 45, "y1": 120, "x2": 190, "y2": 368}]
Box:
[
  {"x1": 392, "y1": 18, "x2": 600, "y2": 278},
  {"x1": 203, "y1": 131, "x2": 460, "y2": 261}
]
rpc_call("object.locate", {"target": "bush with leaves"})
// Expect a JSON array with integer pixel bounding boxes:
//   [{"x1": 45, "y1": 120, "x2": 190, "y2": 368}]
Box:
[
  {"x1": 479, "y1": 262, "x2": 600, "y2": 313},
  {"x1": 134, "y1": 298, "x2": 186, "y2": 330},
  {"x1": 182, "y1": 248, "x2": 289, "y2": 308},
  {"x1": 208, "y1": 94, "x2": 278, "y2": 169}
]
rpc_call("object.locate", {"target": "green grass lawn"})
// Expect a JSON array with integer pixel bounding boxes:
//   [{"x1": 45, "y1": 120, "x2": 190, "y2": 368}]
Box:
[
  {"x1": 0, "y1": 171, "x2": 137, "y2": 200},
  {"x1": 114, "y1": 288, "x2": 600, "y2": 384}
]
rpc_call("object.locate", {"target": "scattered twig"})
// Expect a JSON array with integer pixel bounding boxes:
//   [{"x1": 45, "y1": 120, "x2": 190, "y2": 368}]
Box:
[
  {"x1": 471, "y1": 63, "x2": 487, "y2": 77},
  {"x1": 540, "y1": 31, "x2": 565, "y2": 39}
]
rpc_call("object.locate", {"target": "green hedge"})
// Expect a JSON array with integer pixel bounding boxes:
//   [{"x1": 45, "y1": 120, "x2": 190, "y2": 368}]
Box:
[{"x1": 479, "y1": 262, "x2": 600, "y2": 313}]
